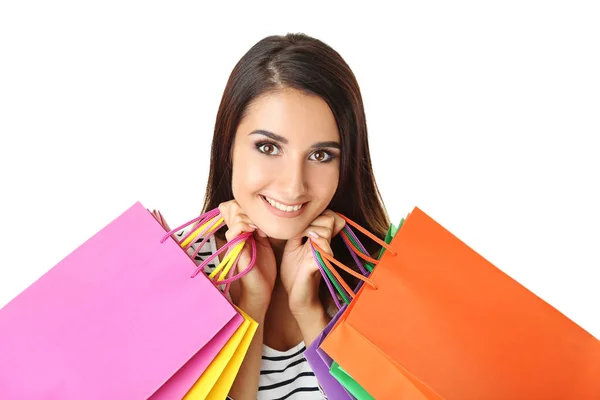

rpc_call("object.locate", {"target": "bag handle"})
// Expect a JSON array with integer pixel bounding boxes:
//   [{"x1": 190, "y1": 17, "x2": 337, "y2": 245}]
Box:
[
  {"x1": 336, "y1": 213, "x2": 396, "y2": 257},
  {"x1": 323, "y1": 225, "x2": 377, "y2": 306},
  {"x1": 158, "y1": 208, "x2": 257, "y2": 283},
  {"x1": 160, "y1": 207, "x2": 220, "y2": 244},
  {"x1": 312, "y1": 240, "x2": 378, "y2": 295},
  {"x1": 311, "y1": 213, "x2": 397, "y2": 308}
]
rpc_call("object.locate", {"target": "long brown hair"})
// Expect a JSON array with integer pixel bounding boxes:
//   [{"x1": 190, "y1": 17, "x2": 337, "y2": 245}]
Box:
[{"x1": 202, "y1": 33, "x2": 391, "y2": 301}]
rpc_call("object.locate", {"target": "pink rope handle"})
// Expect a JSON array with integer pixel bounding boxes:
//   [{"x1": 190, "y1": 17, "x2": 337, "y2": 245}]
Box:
[
  {"x1": 221, "y1": 251, "x2": 239, "y2": 297},
  {"x1": 217, "y1": 236, "x2": 257, "y2": 297},
  {"x1": 179, "y1": 209, "x2": 221, "y2": 248},
  {"x1": 156, "y1": 207, "x2": 257, "y2": 283},
  {"x1": 211, "y1": 245, "x2": 243, "y2": 286},
  {"x1": 216, "y1": 236, "x2": 257, "y2": 285},
  {"x1": 184, "y1": 212, "x2": 224, "y2": 251},
  {"x1": 190, "y1": 232, "x2": 253, "y2": 278},
  {"x1": 160, "y1": 207, "x2": 220, "y2": 243},
  {"x1": 190, "y1": 220, "x2": 226, "y2": 260}
]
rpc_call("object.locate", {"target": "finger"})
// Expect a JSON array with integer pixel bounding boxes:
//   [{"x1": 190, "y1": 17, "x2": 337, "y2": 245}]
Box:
[
  {"x1": 303, "y1": 233, "x2": 333, "y2": 280},
  {"x1": 218, "y1": 200, "x2": 243, "y2": 223},
  {"x1": 305, "y1": 225, "x2": 334, "y2": 244},
  {"x1": 311, "y1": 211, "x2": 345, "y2": 237},
  {"x1": 218, "y1": 201, "x2": 252, "y2": 227},
  {"x1": 224, "y1": 221, "x2": 256, "y2": 242},
  {"x1": 223, "y1": 214, "x2": 257, "y2": 242},
  {"x1": 307, "y1": 230, "x2": 334, "y2": 256},
  {"x1": 217, "y1": 200, "x2": 237, "y2": 224},
  {"x1": 218, "y1": 202, "x2": 256, "y2": 242}
]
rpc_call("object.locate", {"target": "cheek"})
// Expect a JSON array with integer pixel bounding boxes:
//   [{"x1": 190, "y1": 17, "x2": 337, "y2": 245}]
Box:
[
  {"x1": 308, "y1": 166, "x2": 339, "y2": 201},
  {"x1": 231, "y1": 151, "x2": 273, "y2": 199}
]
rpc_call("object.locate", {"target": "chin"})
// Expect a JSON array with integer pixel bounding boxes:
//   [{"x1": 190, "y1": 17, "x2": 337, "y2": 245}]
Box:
[
  {"x1": 259, "y1": 222, "x2": 307, "y2": 241},
  {"x1": 237, "y1": 194, "x2": 327, "y2": 240}
]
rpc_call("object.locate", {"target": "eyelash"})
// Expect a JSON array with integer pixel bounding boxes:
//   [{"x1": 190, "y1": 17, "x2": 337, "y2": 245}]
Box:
[{"x1": 254, "y1": 141, "x2": 337, "y2": 163}]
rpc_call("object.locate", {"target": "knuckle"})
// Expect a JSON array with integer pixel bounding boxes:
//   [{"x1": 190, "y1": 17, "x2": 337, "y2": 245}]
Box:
[
  {"x1": 218, "y1": 204, "x2": 229, "y2": 220},
  {"x1": 322, "y1": 209, "x2": 334, "y2": 218}
]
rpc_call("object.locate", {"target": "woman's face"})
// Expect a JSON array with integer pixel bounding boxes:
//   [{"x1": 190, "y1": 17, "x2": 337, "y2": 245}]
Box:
[{"x1": 231, "y1": 88, "x2": 341, "y2": 240}]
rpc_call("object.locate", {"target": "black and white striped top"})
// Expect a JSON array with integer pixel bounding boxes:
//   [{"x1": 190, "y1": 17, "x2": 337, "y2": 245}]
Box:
[{"x1": 177, "y1": 229, "x2": 328, "y2": 400}]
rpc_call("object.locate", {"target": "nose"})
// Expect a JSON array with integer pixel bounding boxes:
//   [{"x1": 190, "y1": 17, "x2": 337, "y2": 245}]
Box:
[{"x1": 279, "y1": 159, "x2": 307, "y2": 200}]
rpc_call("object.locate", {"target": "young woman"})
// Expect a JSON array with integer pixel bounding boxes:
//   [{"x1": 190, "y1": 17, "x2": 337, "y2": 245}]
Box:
[{"x1": 155, "y1": 32, "x2": 390, "y2": 400}]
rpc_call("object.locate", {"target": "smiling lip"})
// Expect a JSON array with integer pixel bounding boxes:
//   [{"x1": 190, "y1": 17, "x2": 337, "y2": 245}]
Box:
[{"x1": 260, "y1": 195, "x2": 307, "y2": 218}]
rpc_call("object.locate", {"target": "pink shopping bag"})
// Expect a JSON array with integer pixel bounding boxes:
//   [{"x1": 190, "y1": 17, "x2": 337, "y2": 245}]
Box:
[{"x1": 0, "y1": 201, "x2": 249, "y2": 399}]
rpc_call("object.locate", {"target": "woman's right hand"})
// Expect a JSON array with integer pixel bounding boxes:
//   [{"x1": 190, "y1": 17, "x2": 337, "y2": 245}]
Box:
[{"x1": 218, "y1": 200, "x2": 276, "y2": 319}]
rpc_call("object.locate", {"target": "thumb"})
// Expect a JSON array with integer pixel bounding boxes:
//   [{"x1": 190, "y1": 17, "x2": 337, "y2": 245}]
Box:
[{"x1": 331, "y1": 213, "x2": 346, "y2": 237}]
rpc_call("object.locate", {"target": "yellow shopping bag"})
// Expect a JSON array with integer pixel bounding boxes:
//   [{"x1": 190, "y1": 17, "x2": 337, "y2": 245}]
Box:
[
  {"x1": 183, "y1": 307, "x2": 258, "y2": 399},
  {"x1": 180, "y1": 215, "x2": 259, "y2": 399}
]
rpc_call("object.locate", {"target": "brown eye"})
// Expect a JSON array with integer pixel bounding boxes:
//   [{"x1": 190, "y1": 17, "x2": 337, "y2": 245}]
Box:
[
  {"x1": 257, "y1": 143, "x2": 280, "y2": 155},
  {"x1": 309, "y1": 150, "x2": 333, "y2": 162}
]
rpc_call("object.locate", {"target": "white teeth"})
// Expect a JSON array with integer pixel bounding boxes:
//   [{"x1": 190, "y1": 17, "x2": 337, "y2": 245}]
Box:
[{"x1": 264, "y1": 196, "x2": 303, "y2": 212}]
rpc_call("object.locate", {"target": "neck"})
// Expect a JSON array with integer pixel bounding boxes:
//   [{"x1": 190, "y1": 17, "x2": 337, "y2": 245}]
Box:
[
  {"x1": 264, "y1": 237, "x2": 306, "y2": 350},
  {"x1": 269, "y1": 238, "x2": 287, "y2": 266},
  {"x1": 263, "y1": 278, "x2": 304, "y2": 351}
]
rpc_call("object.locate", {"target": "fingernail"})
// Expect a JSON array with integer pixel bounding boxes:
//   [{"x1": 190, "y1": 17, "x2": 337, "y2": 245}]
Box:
[
  {"x1": 249, "y1": 224, "x2": 258, "y2": 229},
  {"x1": 309, "y1": 231, "x2": 319, "y2": 239}
]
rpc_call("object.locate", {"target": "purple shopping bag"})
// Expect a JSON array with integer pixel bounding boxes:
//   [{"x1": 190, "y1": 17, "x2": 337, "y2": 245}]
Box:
[
  {"x1": 305, "y1": 303, "x2": 354, "y2": 399},
  {"x1": 0, "y1": 201, "x2": 244, "y2": 400}
]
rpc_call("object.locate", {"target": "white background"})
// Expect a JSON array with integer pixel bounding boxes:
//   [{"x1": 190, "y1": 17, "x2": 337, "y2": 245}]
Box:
[{"x1": 1, "y1": 1, "x2": 598, "y2": 338}]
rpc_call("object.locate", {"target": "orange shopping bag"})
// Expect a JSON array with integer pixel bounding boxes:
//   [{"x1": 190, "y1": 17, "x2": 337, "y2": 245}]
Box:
[{"x1": 319, "y1": 207, "x2": 600, "y2": 400}]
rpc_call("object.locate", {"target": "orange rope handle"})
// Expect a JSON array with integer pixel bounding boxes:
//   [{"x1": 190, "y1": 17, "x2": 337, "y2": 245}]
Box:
[
  {"x1": 341, "y1": 232, "x2": 379, "y2": 265},
  {"x1": 336, "y1": 213, "x2": 397, "y2": 256},
  {"x1": 312, "y1": 242, "x2": 378, "y2": 296}
]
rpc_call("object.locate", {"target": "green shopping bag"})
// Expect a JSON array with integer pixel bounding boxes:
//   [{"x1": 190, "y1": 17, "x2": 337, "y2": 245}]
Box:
[
  {"x1": 330, "y1": 361, "x2": 375, "y2": 400},
  {"x1": 314, "y1": 218, "x2": 404, "y2": 399}
]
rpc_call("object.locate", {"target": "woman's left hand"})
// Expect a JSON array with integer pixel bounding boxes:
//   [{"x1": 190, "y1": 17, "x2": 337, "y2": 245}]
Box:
[{"x1": 279, "y1": 209, "x2": 346, "y2": 318}]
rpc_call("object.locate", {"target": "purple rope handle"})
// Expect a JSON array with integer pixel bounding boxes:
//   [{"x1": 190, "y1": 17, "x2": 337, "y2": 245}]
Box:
[
  {"x1": 310, "y1": 244, "x2": 343, "y2": 310},
  {"x1": 309, "y1": 223, "x2": 374, "y2": 308},
  {"x1": 345, "y1": 225, "x2": 370, "y2": 256},
  {"x1": 342, "y1": 225, "x2": 371, "y2": 274},
  {"x1": 342, "y1": 230, "x2": 369, "y2": 276}
]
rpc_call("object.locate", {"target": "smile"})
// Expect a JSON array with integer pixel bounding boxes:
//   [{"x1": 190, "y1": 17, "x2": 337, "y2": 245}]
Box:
[
  {"x1": 261, "y1": 195, "x2": 305, "y2": 212},
  {"x1": 260, "y1": 195, "x2": 307, "y2": 218}
]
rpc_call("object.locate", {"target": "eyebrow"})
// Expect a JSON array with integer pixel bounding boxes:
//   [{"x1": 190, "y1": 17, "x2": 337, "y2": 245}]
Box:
[{"x1": 249, "y1": 129, "x2": 341, "y2": 149}]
